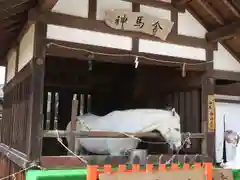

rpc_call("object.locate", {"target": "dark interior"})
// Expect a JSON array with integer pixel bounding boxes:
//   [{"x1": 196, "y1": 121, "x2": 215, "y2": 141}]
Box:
[{"x1": 42, "y1": 56, "x2": 204, "y2": 156}]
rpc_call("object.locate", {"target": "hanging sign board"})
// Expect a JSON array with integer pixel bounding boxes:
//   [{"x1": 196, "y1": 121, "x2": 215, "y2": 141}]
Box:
[
  {"x1": 208, "y1": 95, "x2": 216, "y2": 132},
  {"x1": 104, "y1": 9, "x2": 174, "y2": 40},
  {"x1": 99, "y1": 168, "x2": 205, "y2": 180}
]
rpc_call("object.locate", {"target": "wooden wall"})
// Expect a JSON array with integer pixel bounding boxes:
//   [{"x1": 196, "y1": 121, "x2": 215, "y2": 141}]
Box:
[
  {"x1": 1, "y1": 24, "x2": 36, "y2": 154},
  {"x1": 166, "y1": 90, "x2": 201, "y2": 153},
  {"x1": 1, "y1": 75, "x2": 32, "y2": 154},
  {"x1": 0, "y1": 21, "x2": 43, "y2": 179}
]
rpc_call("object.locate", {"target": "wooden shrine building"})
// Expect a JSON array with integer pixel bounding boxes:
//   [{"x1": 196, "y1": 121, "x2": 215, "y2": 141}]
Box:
[{"x1": 1, "y1": 0, "x2": 240, "y2": 178}]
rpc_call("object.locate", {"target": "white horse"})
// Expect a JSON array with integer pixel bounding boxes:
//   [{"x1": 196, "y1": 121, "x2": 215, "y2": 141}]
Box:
[{"x1": 66, "y1": 108, "x2": 182, "y2": 156}]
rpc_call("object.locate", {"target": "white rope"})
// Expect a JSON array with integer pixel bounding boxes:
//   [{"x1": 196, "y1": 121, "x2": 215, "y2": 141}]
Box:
[
  {"x1": 0, "y1": 164, "x2": 43, "y2": 180},
  {"x1": 55, "y1": 129, "x2": 88, "y2": 165},
  {"x1": 47, "y1": 43, "x2": 213, "y2": 66}
]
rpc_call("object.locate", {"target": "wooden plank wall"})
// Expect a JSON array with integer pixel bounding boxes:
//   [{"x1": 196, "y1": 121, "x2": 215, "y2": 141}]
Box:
[
  {"x1": 1, "y1": 74, "x2": 32, "y2": 154},
  {"x1": 166, "y1": 89, "x2": 202, "y2": 153},
  {"x1": 0, "y1": 72, "x2": 31, "y2": 180}
]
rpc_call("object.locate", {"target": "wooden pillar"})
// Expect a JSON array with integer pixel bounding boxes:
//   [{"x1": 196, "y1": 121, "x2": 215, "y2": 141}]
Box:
[
  {"x1": 170, "y1": 8, "x2": 178, "y2": 34},
  {"x1": 15, "y1": 43, "x2": 20, "y2": 75},
  {"x1": 132, "y1": 2, "x2": 140, "y2": 53},
  {"x1": 201, "y1": 49, "x2": 215, "y2": 161},
  {"x1": 4, "y1": 61, "x2": 8, "y2": 86},
  {"x1": 27, "y1": 22, "x2": 47, "y2": 161}
]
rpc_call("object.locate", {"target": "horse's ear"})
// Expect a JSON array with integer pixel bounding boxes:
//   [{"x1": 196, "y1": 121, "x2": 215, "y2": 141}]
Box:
[{"x1": 172, "y1": 108, "x2": 176, "y2": 116}]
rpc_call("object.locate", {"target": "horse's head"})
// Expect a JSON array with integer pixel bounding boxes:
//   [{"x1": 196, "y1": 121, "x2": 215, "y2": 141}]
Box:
[{"x1": 158, "y1": 108, "x2": 182, "y2": 151}]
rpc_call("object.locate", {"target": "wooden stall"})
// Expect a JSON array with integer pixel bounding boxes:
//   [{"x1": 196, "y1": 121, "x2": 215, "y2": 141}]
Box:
[{"x1": 0, "y1": 0, "x2": 227, "y2": 178}]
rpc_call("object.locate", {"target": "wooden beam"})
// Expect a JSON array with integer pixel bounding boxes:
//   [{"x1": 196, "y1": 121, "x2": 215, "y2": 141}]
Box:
[
  {"x1": 170, "y1": 7, "x2": 178, "y2": 34},
  {"x1": 122, "y1": 0, "x2": 185, "y2": 12},
  {"x1": 4, "y1": 58, "x2": 8, "y2": 84},
  {"x1": 174, "y1": 0, "x2": 192, "y2": 5},
  {"x1": 43, "y1": 130, "x2": 204, "y2": 139},
  {"x1": 215, "y1": 83, "x2": 240, "y2": 96},
  {"x1": 196, "y1": 0, "x2": 224, "y2": 25},
  {"x1": 221, "y1": 42, "x2": 240, "y2": 63},
  {"x1": 216, "y1": 98, "x2": 240, "y2": 104},
  {"x1": 222, "y1": 0, "x2": 240, "y2": 18},
  {"x1": 205, "y1": 20, "x2": 240, "y2": 42},
  {"x1": 172, "y1": 0, "x2": 192, "y2": 11},
  {"x1": 6, "y1": 23, "x2": 23, "y2": 32},
  {"x1": 213, "y1": 70, "x2": 240, "y2": 81},
  {"x1": 187, "y1": 6, "x2": 208, "y2": 30},
  {"x1": 27, "y1": 22, "x2": 47, "y2": 161},
  {"x1": 46, "y1": 39, "x2": 208, "y2": 72},
  {"x1": 40, "y1": 155, "x2": 212, "y2": 168},
  {"x1": 0, "y1": 16, "x2": 24, "y2": 29},
  {"x1": 38, "y1": 0, "x2": 58, "y2": 11},
  {"x1": 88, "y1": 0, "x2": 97, "y2": 19},
  {"x1": 15, "y1": 42, "x2": 19, "y2": 75},
  {"x1": 132, "y1": 2, "x2": 140, "y2": 53},
  {"x1": 38, "y1": 12, "x2": 217, "y2": 50},
  {"x1": 232, "y1": 0, "x2": 240, "y2": 12},
  {"x1": 0, "y1": 0, "x2": 35, "y2": 20},
  {"x1": 3, "y1": 63, "x2": 31, "y2": 94},
  {"x1": 202, "y1": 49, "x2": 215, "y2": 160}
]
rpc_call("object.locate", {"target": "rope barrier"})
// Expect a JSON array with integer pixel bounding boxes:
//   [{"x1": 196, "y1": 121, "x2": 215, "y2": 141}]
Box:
[{"x1": 47, "y1": 42, "x2": 213, "y2": 66}]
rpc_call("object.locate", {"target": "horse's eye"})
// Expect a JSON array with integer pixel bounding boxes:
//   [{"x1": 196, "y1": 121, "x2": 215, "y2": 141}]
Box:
[{"x1": 174, "y1": 128, "x2": 180, "y2": 132}]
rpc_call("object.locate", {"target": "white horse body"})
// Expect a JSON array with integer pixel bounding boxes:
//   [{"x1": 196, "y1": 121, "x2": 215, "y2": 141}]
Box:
[{"x1": 66, "y1": 109, "x2": 181, "y2": 155}]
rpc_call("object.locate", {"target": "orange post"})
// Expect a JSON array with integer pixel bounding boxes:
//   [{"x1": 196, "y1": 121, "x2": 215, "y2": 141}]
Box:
[
  {"x1": 182, "y1": 163, "x2": 190, "y2": 169},
  {"x1": 87, "y1": 165, "x2": 98, "y2": 180},
  {"x1": 146, "y1": 164, "x2": 153, "y2": 172},
  {"x1": 204, "y1": 163, "x2": 213, "y2": 180},
  {"x1": 158, "y1": 163, "x2": 166, "y2": 170},
  {"x1": 103, "y1": 164, "x2": 112, "y2": 173},
  {"x1": 132, "y1": 164, "x2": 140, "y2": 172},
  {"x1": 171, "y1": 163, "x2": 179, "y2": 169},
  {"x1": 118, "y1": 164, "x2": 126, "y2": 172}
]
